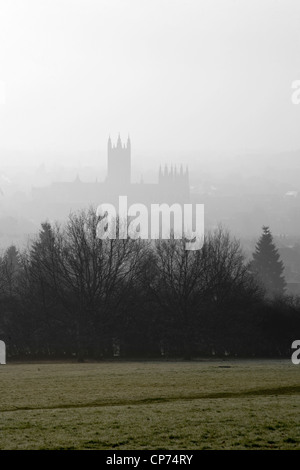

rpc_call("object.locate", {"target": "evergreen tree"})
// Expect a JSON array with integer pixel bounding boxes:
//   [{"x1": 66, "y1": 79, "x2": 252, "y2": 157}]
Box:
[
  {"x1": 0, "y1": 245, "x2": 21, "y2": 297},
  {"x1": 251, "y1": 226, "x2": 286, "y2": 298}
]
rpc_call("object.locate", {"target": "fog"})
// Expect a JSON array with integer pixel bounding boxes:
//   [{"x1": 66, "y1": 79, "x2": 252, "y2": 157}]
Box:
[
  {"x1": 1, "y1": 0, "x2": 300, "y2": 262},
  {"x1": 1, "y1": 0, "x2": 300, "y2": 170}
]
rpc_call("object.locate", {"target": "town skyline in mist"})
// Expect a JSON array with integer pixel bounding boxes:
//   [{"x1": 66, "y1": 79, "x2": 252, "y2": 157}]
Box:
[
  {"x1": 1, "y1": 0, "x2": 300, "y2": 268},
  {"x1": 1, "y1": 0, "x2": 300, "y2": 171}
]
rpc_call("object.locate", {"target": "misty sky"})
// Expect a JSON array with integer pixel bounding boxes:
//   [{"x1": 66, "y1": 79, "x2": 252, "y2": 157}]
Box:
[{"x1": 1, "y1": 0, "x2": 300, "y2": 168}]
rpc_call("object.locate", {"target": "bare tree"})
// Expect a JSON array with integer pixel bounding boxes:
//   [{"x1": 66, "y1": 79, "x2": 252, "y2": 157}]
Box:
[
  {"x1": 144, "y1": 227, "x2": 260, "y2": 359},
  {"x1": 22, "y1": 209, "x2": 147, "y2": 360}
]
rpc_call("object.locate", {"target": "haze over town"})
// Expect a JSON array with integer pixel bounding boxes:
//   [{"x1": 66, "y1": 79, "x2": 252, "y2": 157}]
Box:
[{"x1": 1, "y1": 0, "x2": 300, "y2": 290}]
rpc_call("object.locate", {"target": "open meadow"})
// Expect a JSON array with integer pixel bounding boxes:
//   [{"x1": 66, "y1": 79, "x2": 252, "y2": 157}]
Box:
[{"x1": 0, "y1": 360, "x2": 300, "y2": 450}]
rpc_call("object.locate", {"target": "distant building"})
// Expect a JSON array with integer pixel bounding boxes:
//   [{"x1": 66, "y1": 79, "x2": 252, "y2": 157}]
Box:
[
  {"x1": 107, "y1": 134, "x2": 131, "y2": 188},
  {"x1": 31, "y1": 136, "x2": 190, "y2": 220}
]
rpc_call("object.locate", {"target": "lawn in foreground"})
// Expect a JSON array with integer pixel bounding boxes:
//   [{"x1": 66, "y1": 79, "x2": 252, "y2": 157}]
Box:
[{"x1": 0, "y1": 360, "x2": 299, "y2": 449}]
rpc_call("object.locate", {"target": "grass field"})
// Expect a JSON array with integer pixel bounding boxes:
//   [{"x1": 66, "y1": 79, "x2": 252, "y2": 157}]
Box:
[{"x1": 0, "y1": 359, "x2": 300, "y2": 450}]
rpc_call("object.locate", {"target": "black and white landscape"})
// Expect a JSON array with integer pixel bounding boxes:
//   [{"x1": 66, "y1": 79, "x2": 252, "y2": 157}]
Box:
[{"x1": 0, "y1": 0, "x2": 300, "y2": 452}]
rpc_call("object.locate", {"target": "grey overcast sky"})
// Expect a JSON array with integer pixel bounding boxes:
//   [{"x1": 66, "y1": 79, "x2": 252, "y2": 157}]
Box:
[{"x1": 1, "y1": 0, "x2": 300, "y2": 167}]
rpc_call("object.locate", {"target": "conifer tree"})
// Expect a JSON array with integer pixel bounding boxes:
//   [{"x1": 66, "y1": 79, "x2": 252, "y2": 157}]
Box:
[{"x1": 251, "y1": 226, "x2": 286, "y2": 298}]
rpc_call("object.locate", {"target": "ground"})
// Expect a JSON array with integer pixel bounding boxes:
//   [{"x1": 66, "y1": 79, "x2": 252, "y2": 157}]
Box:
[{"x1": 0, "y1": 359, "x2": 299, "y2": 450}]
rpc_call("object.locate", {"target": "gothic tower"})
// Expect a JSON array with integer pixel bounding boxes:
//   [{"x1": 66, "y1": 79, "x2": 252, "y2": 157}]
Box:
[
  {"x1": 158, "y1": 163, "x2": 190, "y2": 202},
  {"x1": 107, "y1": 134, "x2": 131, "y2": 187}
]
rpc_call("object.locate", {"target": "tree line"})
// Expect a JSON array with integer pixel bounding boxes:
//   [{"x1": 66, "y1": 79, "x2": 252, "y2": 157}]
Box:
[{"x1": 0, "y1": 209, "x2": 298, "y2": 360}]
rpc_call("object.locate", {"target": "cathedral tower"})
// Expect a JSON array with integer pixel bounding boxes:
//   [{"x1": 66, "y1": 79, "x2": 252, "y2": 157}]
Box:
[{"x1": 107, "y1": 134, "x2": 131, "y2": 187}]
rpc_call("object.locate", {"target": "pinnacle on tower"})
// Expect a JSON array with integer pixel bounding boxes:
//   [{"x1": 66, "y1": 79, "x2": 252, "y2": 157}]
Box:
[{"x1": 117, "y1": 133, "x2": 122, "y2": 148}]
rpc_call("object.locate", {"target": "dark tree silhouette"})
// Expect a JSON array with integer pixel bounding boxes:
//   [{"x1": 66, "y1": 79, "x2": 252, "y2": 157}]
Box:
[
  {"x1": 1, "y1": 216, "x2": 300, "y2": 360},
  {"x1": 251, "y1": 226, "x2": 286, "y2": 298},
  {"x1": 144, "y1": 228, "x2": 260, "y2": 359},
  {"x1": 0, "y1": 245, "x2": 21, "y2": 297},
  {"x1": 22, "y1": 210, "x2": 147, "y2": 360}
]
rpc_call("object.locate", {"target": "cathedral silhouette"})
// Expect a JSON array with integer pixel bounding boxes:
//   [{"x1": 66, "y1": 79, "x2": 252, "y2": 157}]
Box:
[{"x1": 32, "y1": 136, "x2": 190, "y2": 220}]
